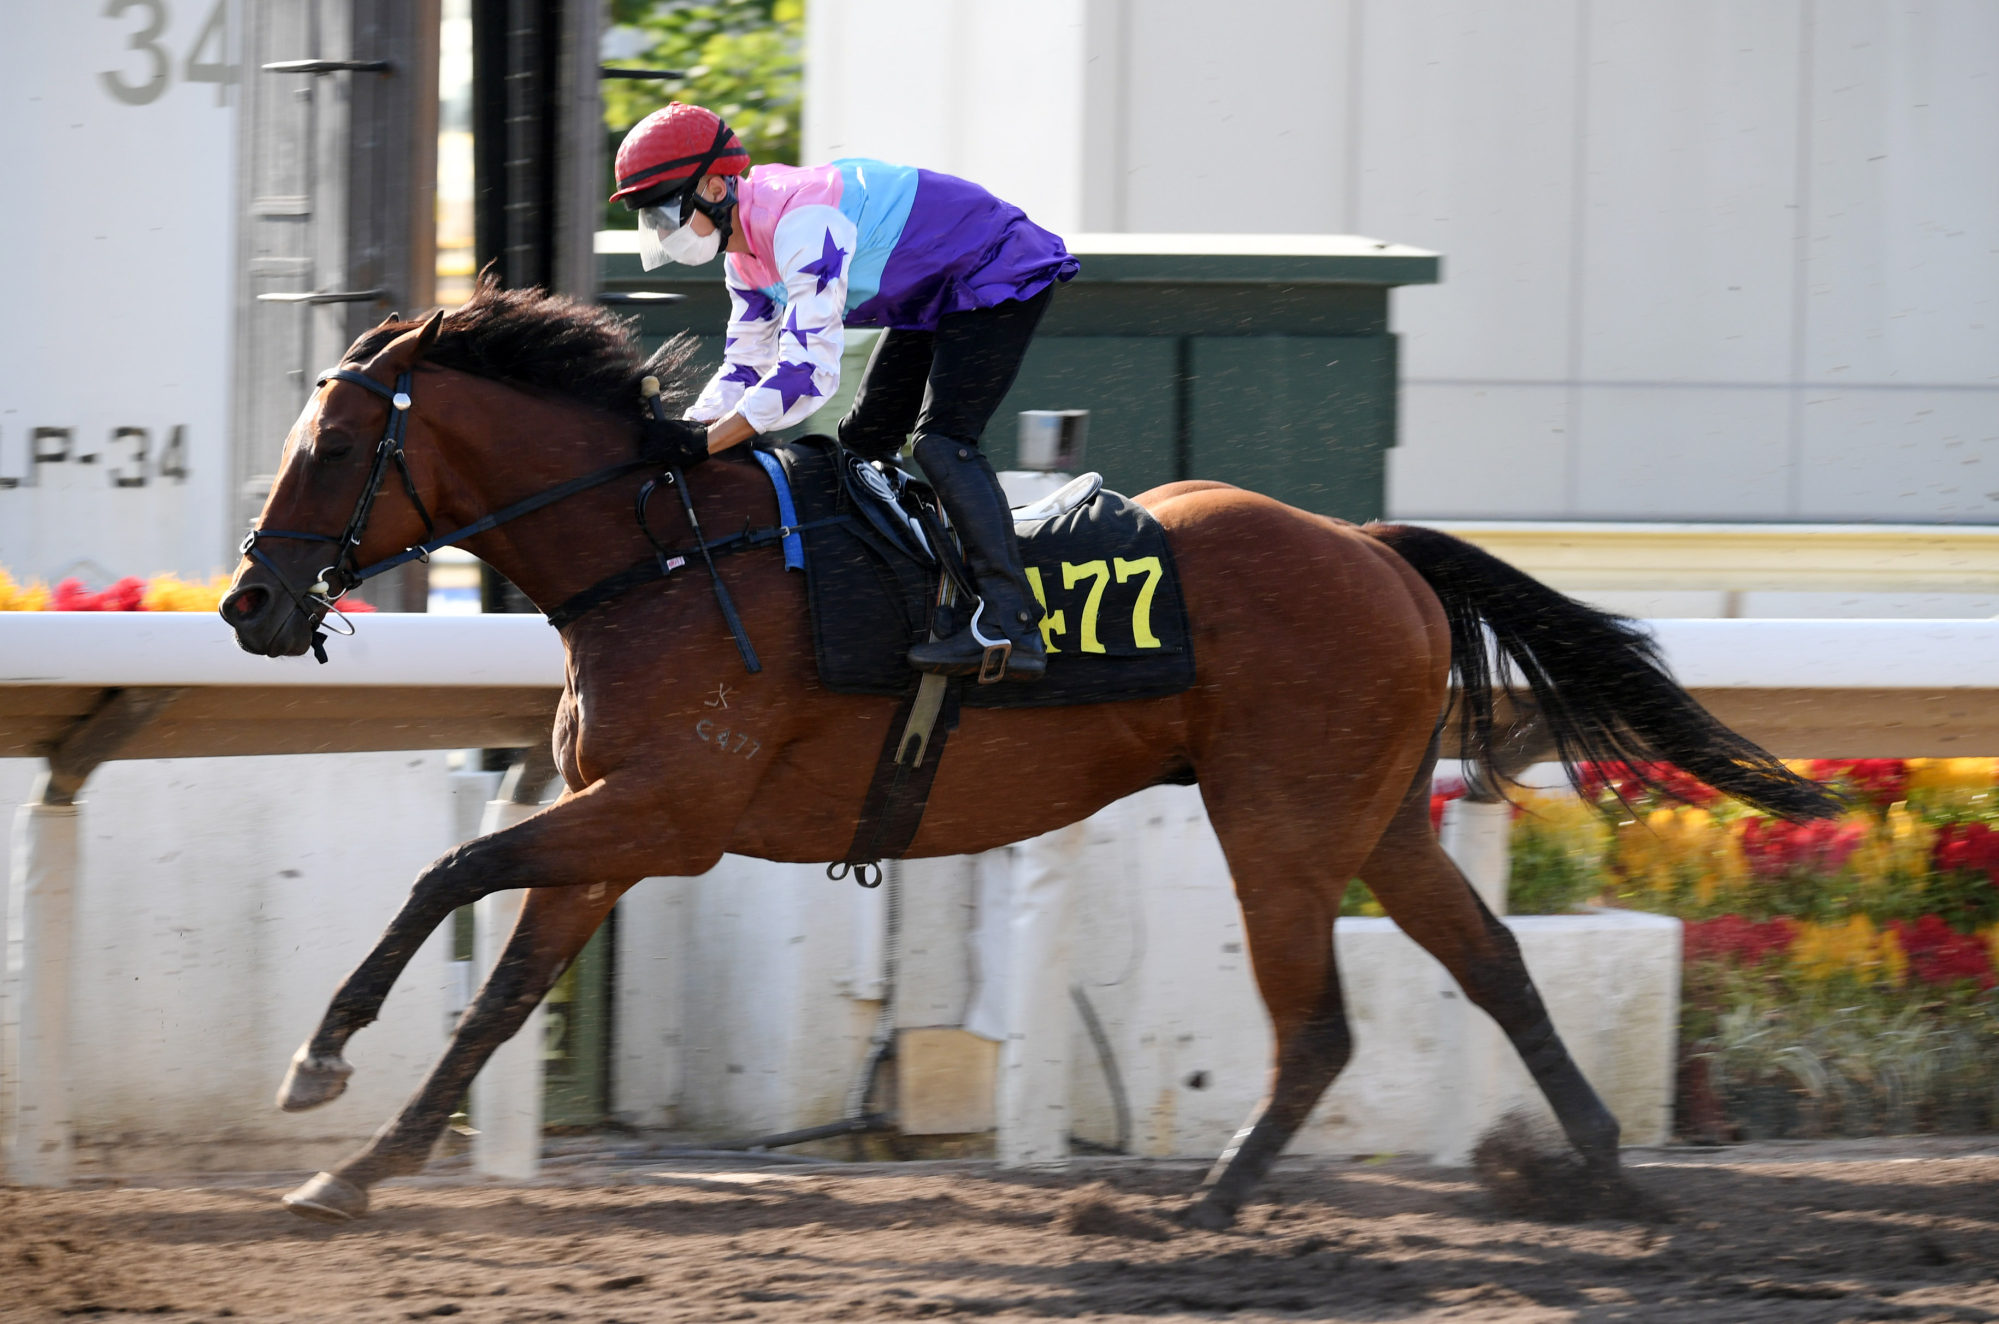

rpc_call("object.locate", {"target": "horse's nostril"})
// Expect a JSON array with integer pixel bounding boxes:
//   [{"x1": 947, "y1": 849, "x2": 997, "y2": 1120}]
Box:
[{"x1": 227, "y1": 587, "x2": 270, "y2": 622}]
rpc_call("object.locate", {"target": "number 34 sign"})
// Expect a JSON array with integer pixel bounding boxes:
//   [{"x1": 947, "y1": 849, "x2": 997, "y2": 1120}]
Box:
[{"x1": 101, "y1": 0, "x2": 236, "y2": 107}]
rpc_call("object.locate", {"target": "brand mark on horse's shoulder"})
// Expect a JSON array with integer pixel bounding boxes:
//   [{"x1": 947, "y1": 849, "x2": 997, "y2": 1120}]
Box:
[
  {"x1": 694, "y1": 718, "x2": 761, "y2": 759},
  {"x1": 704, "y1": 683, "x2": 733, "y2": 709}
]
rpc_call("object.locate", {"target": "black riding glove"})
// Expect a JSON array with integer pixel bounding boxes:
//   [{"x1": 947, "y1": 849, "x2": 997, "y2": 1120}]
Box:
[{"x1": 642, "y1": 415, "x2": 712, "y2": 470}]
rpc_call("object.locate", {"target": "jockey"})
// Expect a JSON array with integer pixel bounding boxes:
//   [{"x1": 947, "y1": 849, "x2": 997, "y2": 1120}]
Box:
[{"x1": 610, "y1": 102, "x2": 1078, "y2": 683}]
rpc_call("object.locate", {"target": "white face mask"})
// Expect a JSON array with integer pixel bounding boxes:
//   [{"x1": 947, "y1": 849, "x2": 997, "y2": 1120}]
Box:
[
  {"x1": 658, "y1": 222, "x2": 721, "y2": 267},
  {"x1": 638, "y1": 199, "x2": 722, "y2": 270}
]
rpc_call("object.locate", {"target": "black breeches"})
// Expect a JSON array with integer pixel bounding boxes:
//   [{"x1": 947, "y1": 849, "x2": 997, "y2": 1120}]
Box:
[{"x1": 836, "y1": 286, "x2": 1053, "y2": 461}]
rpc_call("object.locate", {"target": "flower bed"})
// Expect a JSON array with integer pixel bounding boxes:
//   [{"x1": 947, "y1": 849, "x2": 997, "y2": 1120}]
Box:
[
  {"x1": 0, "y1": 568, "x2": 372, "y2": 614},
  {"x1": 1494, "y1": 757, "x2": 1999, "y2": 1141}
]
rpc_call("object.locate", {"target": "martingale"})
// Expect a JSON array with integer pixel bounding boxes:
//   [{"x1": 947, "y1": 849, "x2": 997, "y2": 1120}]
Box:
[{"x1": 766, "y1": 437, "x2": 1196, "y2": 709}]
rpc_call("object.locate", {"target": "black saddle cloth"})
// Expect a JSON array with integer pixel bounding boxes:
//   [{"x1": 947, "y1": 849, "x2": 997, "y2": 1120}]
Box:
[{"x1": 764, "y1": 437, "x2": 1196, "y2": 709}]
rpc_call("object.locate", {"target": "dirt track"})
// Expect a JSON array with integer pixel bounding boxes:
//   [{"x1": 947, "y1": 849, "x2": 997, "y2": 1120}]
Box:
[{"x1": 6, "y1": 1139, "x2": 1998, "y2": 1323}]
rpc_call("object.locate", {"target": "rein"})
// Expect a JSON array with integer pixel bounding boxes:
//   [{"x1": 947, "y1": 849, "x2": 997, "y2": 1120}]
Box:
[{"x1": 243, "y1": 364, "x2": 844, "y2": 667}]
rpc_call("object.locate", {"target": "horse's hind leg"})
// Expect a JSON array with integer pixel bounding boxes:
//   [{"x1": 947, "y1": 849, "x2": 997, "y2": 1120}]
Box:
[
  {"x1": 1358, "y1": 772, "x2": 1621, "y2": 1173},
  {"x1": 1185, "y1": 867, "x2": 1355, "y2": 1230},
  {"x1": 282, "y1": 880, "x2": 630, "y2": 1221}
]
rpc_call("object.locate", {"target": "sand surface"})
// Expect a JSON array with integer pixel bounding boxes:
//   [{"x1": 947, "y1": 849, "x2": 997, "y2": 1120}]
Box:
[{"x1": 6, "y1": 1138, "x2": 1998, "y2": 1322}]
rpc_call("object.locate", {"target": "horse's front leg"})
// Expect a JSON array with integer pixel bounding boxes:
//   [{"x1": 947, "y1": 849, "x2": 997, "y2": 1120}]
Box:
[
  {"x1": 283, "y1": 876, "x2": 632, "y2": 1220},
  {"x1": 272, "y1": 773, "x2": 718, "y2": 1109},
  {"x1": 273, "y1": 803, "x2": 551, "y2": 1113}
]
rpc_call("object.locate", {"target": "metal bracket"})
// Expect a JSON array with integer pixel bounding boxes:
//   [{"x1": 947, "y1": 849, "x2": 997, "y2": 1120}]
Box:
[
  {"x1": 262, "y1": 58, "x2": 394, "y2": 75},
  {"x1": 39, "y1": 688, "x2": 185, "y2": 806},
  {"x1": 256, "y1": 288, "x2": 388, "y2": 305},
  {"x1": 596, "y1": 291, "x2": 686, "y2": 306}
]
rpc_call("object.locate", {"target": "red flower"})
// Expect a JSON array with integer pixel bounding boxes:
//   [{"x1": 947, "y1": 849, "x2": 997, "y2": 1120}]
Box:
[
  {"x1": 1889, "y1": 915, "x2": 1996, "y2": 989},
  {"x1": 1807, "y1": 759, "x2": 1909, "y2": 808},
  {"x1": 1685, "y1": 915, "x2": 1798, "y2": 967},
  {"x1": 1932, "y1": 822, "x2": 1999, "y2": 883},
  {"x1": 1428, "y1": 777, "x2": 1466, "y2": 834},
  {"x1": 1738, "y1": 817, "x2": 1867, "y2": 880},
  {"x1": 1578, "y1": 761, "x2": 1718, "y2": 808},
  {"x1": 50, "y1": 576, "x2": 148, "y2": 611}
]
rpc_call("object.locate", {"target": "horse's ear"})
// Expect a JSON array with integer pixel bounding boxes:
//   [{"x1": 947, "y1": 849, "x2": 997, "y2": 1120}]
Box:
[
  {"x1": 368, "y1": 308, "x2": 446, "y2": 372},
  {"x1": 412, "y1": 308, "x2": 445, "y2": 356}
]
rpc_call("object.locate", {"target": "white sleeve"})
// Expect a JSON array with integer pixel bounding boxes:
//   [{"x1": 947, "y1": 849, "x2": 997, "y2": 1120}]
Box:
[
  {"x1": 732, "y1": 206, "x2": 853, "y2": 435},
  {"x1": 686, "y1": 259, "x2": 783, "y2": 423}
]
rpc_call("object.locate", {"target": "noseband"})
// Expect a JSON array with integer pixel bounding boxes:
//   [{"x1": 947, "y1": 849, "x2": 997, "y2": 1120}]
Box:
[{"x1": 240, "y1": 367, "x2": 438, "y2": 660}]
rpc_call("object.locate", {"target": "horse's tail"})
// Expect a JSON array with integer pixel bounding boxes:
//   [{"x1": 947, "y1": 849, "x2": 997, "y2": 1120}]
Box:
[{"x1": 1364, "y1": 522, "x2": 1842, "y2": 821}]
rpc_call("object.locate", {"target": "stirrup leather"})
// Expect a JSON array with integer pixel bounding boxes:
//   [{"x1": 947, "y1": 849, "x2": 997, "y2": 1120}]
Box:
[{"x1": 968, "y1": 601, "x2": 1013, "y2": 685}]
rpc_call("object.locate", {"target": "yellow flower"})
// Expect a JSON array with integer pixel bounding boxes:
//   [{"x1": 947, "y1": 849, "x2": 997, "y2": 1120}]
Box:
[
  {"x1": 1880, "y1": 927, "x2": 1907, "y2": 987},
  {"x1": 0, "y1": 568, "x2": 50, "y2": 611},
  {"x1": 141, "y1": 572, "x2": 231, "y2": 613},
  {"x1": 1906, "y1": 758, "x2": 1999, "y2": 795},
  {"x1": 1790, "y1": 915, "x2": 1896, "y2": 985}
]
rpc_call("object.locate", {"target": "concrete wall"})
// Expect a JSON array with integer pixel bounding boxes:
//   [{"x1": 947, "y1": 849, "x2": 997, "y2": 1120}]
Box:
[
  {"x1": 6, "y1": 759, "x2": 1678, "y2": 1171},
  {"x1": 1, "y1": 754, "x2": 458, "y2": 1177},
  {"x1": 1016, "y1": 785, "x2": 1678, "y2": 1159},
  {"x1": 617, "y1": 784, "x2": 1680, "y2": 1159},
  {"x1": 806, "y1": 0, "x2": 1998, "y2": 527}
]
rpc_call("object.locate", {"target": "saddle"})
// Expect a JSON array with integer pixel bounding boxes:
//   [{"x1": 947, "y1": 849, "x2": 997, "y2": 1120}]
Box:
[{"x1": 759, "y1": 436, "x2": 1196, "y2": 710}]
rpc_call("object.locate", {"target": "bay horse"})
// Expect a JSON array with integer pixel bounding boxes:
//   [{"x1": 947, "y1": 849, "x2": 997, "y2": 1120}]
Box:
[{"x1": 220, "y1": 281, "x2": 1837, "y2": 1225}]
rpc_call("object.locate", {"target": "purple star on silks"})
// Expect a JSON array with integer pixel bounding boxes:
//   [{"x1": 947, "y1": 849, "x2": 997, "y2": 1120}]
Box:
[
  {"x1": 760, "y1": 360, "x2": 823, "y2": 411},
  {"x1": 736, "y1": 285, "x2": 778, "y2": 322},
  {"x1": 783, "y1": 305, "x2": 827, "y2": 350},
  {"x1": 722, "y1": 361, "x2": 763, "y2": 388},
  {"x1": 798, "y1": 230, "x2": 848, "y2": 294}
]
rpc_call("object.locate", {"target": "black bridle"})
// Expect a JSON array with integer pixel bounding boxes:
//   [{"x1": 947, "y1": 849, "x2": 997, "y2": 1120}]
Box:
[{"x1": 240, "y1": 365, "x2": 658, "y2": 663}]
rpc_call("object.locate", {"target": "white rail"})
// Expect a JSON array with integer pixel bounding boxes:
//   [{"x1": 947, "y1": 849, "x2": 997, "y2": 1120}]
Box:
[{"x1": 8, "y1": 611, "x2": 1997, "y2": 691}]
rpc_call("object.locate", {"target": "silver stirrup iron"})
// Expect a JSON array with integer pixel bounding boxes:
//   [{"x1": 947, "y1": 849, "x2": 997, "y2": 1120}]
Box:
[{"x1": 969, "y1": 601, "x2": 1013, "y2": 685}]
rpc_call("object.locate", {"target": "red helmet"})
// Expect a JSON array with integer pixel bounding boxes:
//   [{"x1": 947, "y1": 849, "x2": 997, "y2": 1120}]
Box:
[{"x1": 610, "y1": 103, "x2": 750, "y2": 207}]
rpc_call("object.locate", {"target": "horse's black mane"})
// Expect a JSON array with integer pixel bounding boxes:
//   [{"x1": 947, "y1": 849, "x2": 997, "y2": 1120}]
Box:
[{"x1": 347, "y1": 272, "x2": 691, "y2": 416}]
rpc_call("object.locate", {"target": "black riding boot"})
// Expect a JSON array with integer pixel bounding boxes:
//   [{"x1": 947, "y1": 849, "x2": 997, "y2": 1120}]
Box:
[{"x1": 905, "y1": 434, "x2": 1048, "y2": 683}]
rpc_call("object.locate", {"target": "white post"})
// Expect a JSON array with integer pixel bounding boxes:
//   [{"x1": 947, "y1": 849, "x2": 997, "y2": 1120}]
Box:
[
  {"x1": 470, "y1": 798, "x2": 545, "y2": 1180},
  {"x1": 4, "y1": 798, "x2": 80, "y2": 1186},
  {"x1": 1431, "y1": 795, "x2": 1516, "y2": 1164},
  {"x1": 1440, "y1": 797, "x2": 1513, "y2": 916},
  {"x1": 994, "y1": 819, "x2": 1085, "y2": 1167}
]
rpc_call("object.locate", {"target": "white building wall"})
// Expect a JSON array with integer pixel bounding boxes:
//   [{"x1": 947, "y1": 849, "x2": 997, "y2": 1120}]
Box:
[
  {"x1": 0, "y1": 3, "x2": 237, "y2": 581},
  {"x1": 805, "y1": 0, "x2": 1998, "y2": 526}
]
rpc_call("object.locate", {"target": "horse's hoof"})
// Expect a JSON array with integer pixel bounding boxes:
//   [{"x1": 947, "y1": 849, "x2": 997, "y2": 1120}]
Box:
[
  {"x1": 276, "y1": 1048, "x2": 353, "y2": 1112},
  {"x1": 1179, "y1": 1198, "x2": 1236, "y2": 1231},
  {"x1": 282, "y1": 1171, "x2": 369, "y2": 1222}
]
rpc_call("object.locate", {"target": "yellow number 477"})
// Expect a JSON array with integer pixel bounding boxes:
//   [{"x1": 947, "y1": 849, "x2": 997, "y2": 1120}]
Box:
[{"x1": 1024, "y1": 556, "x2": 1164, "y2": 653}]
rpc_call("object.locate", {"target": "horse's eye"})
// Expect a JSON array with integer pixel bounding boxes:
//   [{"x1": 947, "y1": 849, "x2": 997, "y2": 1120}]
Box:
[{"x1": 316, "y1": 435, "x2": 355, "y2": 463}]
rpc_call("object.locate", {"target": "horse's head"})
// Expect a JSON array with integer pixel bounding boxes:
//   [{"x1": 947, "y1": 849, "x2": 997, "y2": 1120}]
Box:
[{"x1": 220, "y1": 310, "x2": 445, "y2": 656}]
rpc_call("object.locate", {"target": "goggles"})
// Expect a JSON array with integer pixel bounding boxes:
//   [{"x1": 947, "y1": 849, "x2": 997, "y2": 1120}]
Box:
[{"x1": 636, "y1": 195, "x2": 691, "y2": 271}]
